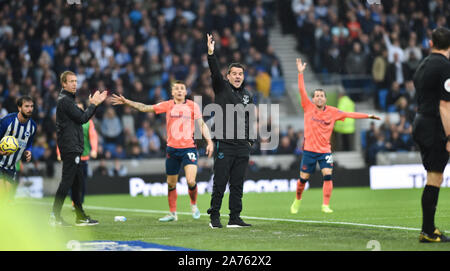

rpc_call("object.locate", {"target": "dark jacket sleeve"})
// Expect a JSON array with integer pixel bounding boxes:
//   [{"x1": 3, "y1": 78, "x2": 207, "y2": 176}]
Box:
[
  {"x1": 207, "y1": 53, "x2": 226, "y2": 94},
  {"x1": 62, "y1": 98, "x2": 97, "y2": 125}
]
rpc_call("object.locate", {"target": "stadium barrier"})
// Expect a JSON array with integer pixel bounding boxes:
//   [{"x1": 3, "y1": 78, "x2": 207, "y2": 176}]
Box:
[
  {"x1": 25, "y1": 152, "x2": 444, "y2": 196},
  {"x1": 84, "y1": 168, "x2": 370, "y2": 196},
  {"x1": 370, "y1": 164, "x2": 450, "y2": 190}
]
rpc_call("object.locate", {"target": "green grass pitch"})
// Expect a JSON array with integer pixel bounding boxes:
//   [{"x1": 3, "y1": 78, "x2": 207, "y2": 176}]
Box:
[{"x1": 6, "y1": 187, "x2": 450, "y2": 251}]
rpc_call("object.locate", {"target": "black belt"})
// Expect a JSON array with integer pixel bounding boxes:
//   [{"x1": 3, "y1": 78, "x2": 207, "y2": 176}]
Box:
[{"x1": 416, "y1": 113, "x2": 439, "y2": 119}]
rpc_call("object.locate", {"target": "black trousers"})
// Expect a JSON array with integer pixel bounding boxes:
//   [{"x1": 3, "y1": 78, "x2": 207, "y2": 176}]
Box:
[
  {"x1": 208, "y1": 141, "x2": 250, "y2": 220},
  {"x1": 52, "y1": 152, "x2": 85, "y2": 219},
  {"x1": 70, "y1": 160, "x2": 88, "y2": 204}
]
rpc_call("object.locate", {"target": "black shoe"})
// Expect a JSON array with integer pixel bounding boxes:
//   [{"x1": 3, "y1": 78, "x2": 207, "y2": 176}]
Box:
[
  {"x1": 419, "y1": 228, "x2": 450, "y2": 243},
  {"x1": 75, "y1": 215, "x2": 99, "y2": 226},
  {"x1": 209, "y1": 217, "x2": 223, "y2": 229},
  {"x1": 227, "y1": 217, "x2": 252, "y2": 228}
]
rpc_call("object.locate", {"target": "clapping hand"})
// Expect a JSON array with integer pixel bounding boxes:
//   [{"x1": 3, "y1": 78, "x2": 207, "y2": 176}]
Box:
[{"x1": 89, "y1": 90, "x2": 108, "y2": 106}]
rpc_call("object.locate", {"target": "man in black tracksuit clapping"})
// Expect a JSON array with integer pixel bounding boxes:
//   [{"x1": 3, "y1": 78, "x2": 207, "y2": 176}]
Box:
[
  {"x1": 206, "y1": 33, "x2": 256, "y2": 228},
  {"x1": 50, "y1": 71, "x2": 107, "y2": 227}
]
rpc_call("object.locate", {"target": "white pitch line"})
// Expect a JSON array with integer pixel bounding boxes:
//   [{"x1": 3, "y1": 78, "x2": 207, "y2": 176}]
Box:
[
  {"x1": 81, "y1": 204, "x2": 423, "y2": 232},
  {"x1": 27, "y1": 201, "x2": 425, "y2": 232}
]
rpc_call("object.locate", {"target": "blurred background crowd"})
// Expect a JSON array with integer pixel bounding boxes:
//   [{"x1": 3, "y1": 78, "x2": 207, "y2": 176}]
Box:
[{"x1": 278, "y1": 0, "x2": 449, "y2": 165}]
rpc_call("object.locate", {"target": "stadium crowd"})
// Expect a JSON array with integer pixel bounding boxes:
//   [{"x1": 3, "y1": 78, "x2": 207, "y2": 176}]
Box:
[{"x1": 279, "y1": 0, "x2": 449, "y2": 165}]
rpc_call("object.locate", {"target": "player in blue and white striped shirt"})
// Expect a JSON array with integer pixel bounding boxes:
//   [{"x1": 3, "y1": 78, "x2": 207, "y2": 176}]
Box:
[{"x1": 0, "y1": 96, "x2": 36, "y2": 201}]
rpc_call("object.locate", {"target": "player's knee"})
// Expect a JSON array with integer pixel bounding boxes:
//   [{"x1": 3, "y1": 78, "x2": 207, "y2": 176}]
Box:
[
  {"x1": 299, "y1": 178, "x2": 308, "y2": 184},
  {"x1": 187, "y1": 179, "x2": 196, "y2": 188},
  {"x1": 167, "y1": 176, "x2": 178, "y2": 189},
  {"x1": 323, "y1": 175, "x2": 332, "y2": 181},
  {"x1": 300, "y1": 172, "x2": 310, "y2": 180},
  {"x1": 426, "y1": 172, "x2": 443, "y2": 187}
]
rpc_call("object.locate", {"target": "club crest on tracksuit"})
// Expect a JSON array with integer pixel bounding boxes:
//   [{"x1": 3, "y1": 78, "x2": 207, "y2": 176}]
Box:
[{"x1": 243, "y1": 95, "x2": 250, "y2": 105}]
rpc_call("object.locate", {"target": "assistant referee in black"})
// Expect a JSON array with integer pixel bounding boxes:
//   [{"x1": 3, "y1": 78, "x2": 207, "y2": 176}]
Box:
[
  {"x1": 50, "y1": 71, "x2": 107, "y2": 226},
  {"x1": 206, "y1": 33, "x2": 255, "y2": 228},
  {"x1": 412, "y1": 27, "x2": 450, "y2": 243}
]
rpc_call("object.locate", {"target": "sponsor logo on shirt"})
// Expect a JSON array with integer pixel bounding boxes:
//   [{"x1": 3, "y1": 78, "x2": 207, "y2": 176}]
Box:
[{"x1": 311, "y1": 117, "x2": 331, "y2": 126}]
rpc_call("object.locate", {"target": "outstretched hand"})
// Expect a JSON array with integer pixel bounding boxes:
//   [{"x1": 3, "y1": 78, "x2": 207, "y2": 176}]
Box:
[
  {"x1": 207, "y1": 33, "x2": 215, "y2": 55},
  {"x1": 296, "y1": 58, "x2": 307, "y2": 74},
  {"x1": 369, "y1": 114, "x2": 381, "y2": 120},
  {"x1": 110, "y1": 94, "x2": 128, "y2": 106}
]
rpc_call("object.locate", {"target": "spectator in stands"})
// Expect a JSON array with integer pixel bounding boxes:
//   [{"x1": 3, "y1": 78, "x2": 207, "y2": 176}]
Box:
[
  {"x1": 385, "y1": 53, "x2": 408, "y2": 87},
  {"x1": 93, "y1": 159, "x2": 109, "y2": 177},
  {"x1": 403, "y1": 80, "x2": 416, "y2": 106},
  {"x1": 385, "y1": 129, "x2": 408, "y2": 152},
  {"x1": 276, "y1": 135, "x2": 295, "y2": 155},
  {"x1": 345, "y1": 42, "x2": 368, "y2": 75},
  {"x1": 100, "y1": 106, "x2": 123, "y2": 146},
  {"x1": 108, "y1": 158, "x2": 128, "y2": 177},
  {"x1": 138, "y1": 122, "x2": 162, "y2": 158},
  {"x1": 371, "y1": 48, "x2": 389, "y2": 108},
  {"x1": 396, "y1": 113, "x2": 414, "y2": 149},
  {"x1": 395, "y1": 96, "x2": 416, "y2": 123},
  {"x1": 366, "y1": 133, "x2": 387, "y2": 165},
  {"x1": 255, "y1": 69, "x2": 271, "y2": 99},
  {"x1": 383, "y1": 29, "x2": 405, "y2": 64},
  {"x1": 347, "y1": 11, "x2": 362, "y2": 40},
  {"x1": 386, "y1": 81, "x2": 404, "y2": 110}
]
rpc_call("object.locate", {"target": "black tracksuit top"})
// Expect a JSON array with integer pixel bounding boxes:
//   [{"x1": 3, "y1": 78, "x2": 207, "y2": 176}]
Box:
[
  {"x1": 56, "y1": 89, "x2": 97, "y2": 156},
  {"x1": 207, "y1": 53, "x2": 255, "y2": 147}
]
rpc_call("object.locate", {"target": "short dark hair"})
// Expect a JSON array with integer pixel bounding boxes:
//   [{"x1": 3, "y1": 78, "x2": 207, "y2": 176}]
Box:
[
  {"x1": 17, "y1": 96, "x2": 34, "y2": 107},
  {"x1": 227, "y1": 63, "x2": 245, "y2": 74},
  {"x1": 171, "y1": 80, "x2": 186, "y2": 89},
  {"x1": 432, "y1": 27, "x2": 450, "y2": 50},
  {"x1": 312, "y1": 89, "x2": 326, "y2": 98}
]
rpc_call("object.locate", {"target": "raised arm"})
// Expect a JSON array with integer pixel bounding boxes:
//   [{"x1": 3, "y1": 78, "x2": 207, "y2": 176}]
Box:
[
  {"x1": 296, "y1": 58, "x2": 313, "y2": 109},
  {"x1": 207, "y1": 33, "x2": 226, "y2": 93},
  {"x1": 110, "y1": 94, "x2": 155, "y2": 113}
]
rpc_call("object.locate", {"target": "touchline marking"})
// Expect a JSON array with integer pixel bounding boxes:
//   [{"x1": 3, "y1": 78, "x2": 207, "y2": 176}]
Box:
[
  {"x1": 28, "y1": 201, "x2": 425, "y2": 232},
  {"x1": 81, "y1": 204, "x2": 422, "y2": 232}
]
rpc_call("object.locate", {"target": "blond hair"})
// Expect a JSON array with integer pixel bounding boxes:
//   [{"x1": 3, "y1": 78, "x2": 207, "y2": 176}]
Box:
[{"x1": 60, "y1": 71, "x2": 76, "y2": 85}]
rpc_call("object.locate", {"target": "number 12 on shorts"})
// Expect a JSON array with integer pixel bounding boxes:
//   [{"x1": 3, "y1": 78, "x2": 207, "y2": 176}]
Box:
[{"x1": 187, "y1": 152, "x2": 197, "y2": 161}]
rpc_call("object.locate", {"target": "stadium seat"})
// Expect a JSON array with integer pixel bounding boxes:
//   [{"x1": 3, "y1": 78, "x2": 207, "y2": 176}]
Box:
[
  {"x1": 103, "y1": 143, "x2": 117, "y2": 155},
  {"x1": 360, "y1": 130, "x2": 367, "y2": 149},
  {"x1": 387, "y1": 104, "x2": 397, "y2": 112},
  {"x1": 270, "y1": 79, "x2": 285, "y2": 98},
  {"x1": 378, "y1": 89, "x2": 388, "y2": 110}
]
